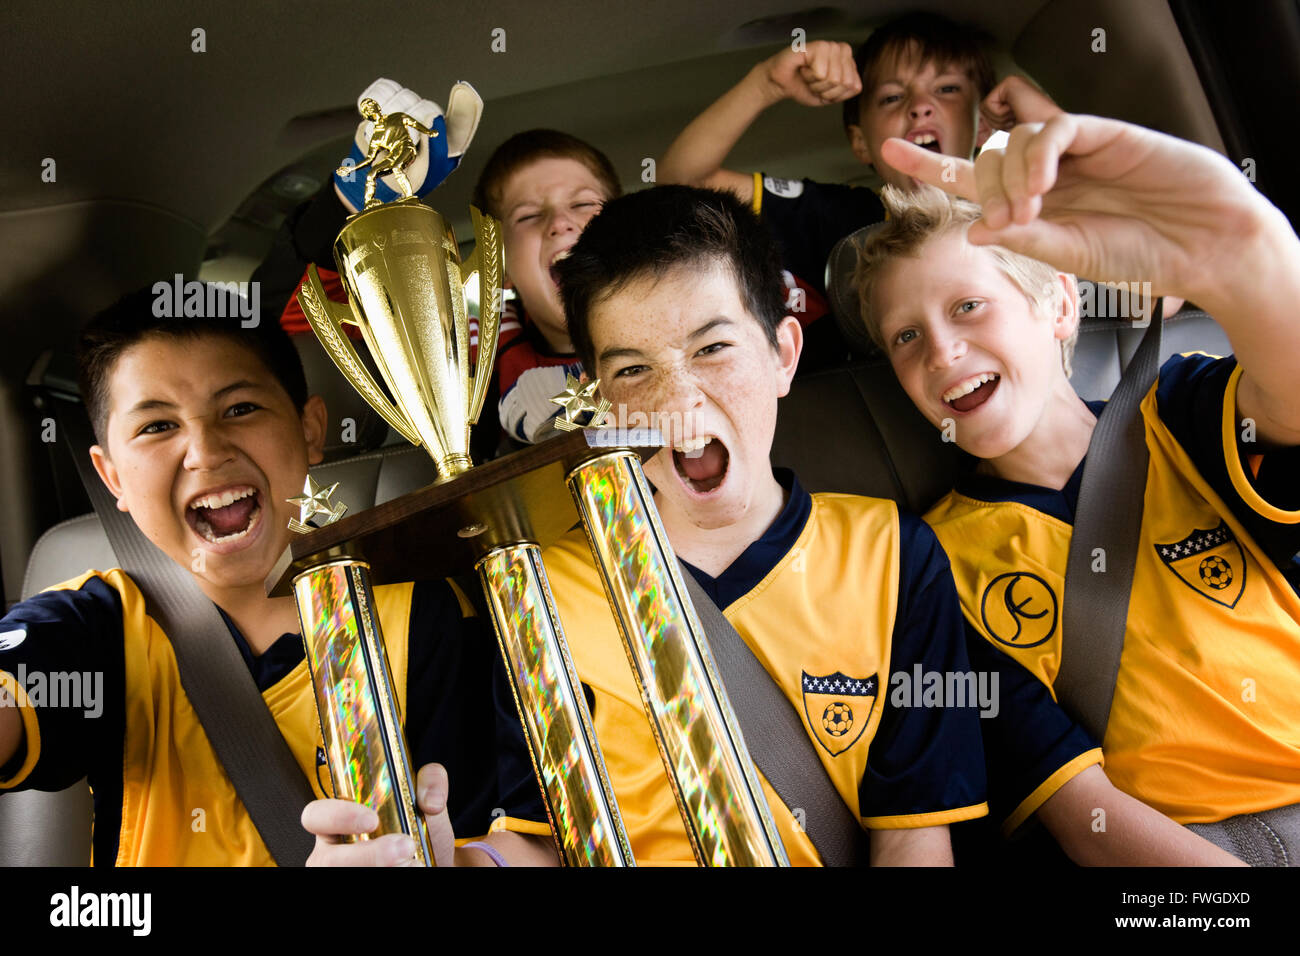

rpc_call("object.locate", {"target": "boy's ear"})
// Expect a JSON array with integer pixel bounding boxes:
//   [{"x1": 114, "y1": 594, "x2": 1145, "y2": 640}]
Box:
[
  {"x1": 774, "y1": 316, "x2": 803, "y2": 398},
  {"x1": 1051, "y1": 272, "x2": 1081, "y2": 340},
  {"x1": 301, "y1": 395, "x2": 328, "y2": 466},
  {"x1": 89, "y1": 445, "x2": 130, "y2": 513},
  {"x1": 846, "y1": 125, "x2": 876, "y2": 167}
]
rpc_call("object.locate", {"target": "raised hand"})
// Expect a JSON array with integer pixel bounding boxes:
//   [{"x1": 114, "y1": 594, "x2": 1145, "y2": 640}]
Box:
[
  {"x1": 762, "y1": 40, "x2": 862, "y2": 108},
  {"x1": 880, "y1": 112, "x2": 1265, "y2": 304},
  {"x1": 979, "y1": 75, "x2": 1062, "y2": 133}
]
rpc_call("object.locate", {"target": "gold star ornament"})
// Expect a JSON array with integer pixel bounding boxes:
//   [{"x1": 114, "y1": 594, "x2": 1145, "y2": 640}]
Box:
[
  {"x1": 287, "y1": 475, "x2": 348, "y2": 534},
  {"x1": 550, "y1": 375, "x2": 612, "y2": 432}
]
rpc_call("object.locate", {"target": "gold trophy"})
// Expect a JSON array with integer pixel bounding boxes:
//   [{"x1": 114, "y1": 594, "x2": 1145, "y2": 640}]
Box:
[
  {"x1": 277, "y1": 97, "x2": 631, "y2": 867},
  {"x1": 271, "y1": 96, "x2": 786, "y2": 866}
]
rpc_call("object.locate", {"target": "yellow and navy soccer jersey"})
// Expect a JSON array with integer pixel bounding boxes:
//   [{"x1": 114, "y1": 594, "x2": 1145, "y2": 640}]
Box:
[
  {"x1": 543, "y1": 469, "x2": 988, "y2": 866},
  {"x1": 926, "y1": 353, "x2": 1300, "y2": 825},
  {"x1": 0, "y1": 569, "x2": 549, "y2": 865}
]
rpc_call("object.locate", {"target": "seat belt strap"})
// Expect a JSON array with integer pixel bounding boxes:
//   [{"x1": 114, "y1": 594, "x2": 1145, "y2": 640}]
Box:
[{"x1": 1058, "y1": 305, "x2": 1163, "y2": 743}]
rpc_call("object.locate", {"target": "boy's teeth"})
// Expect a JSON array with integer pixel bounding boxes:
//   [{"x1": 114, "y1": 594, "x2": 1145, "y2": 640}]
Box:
[
  {"x1": 551, "y1": 249, "x2": 571, "y2": 265},
  {"x1": 675, "y1": 437, "x2": 710, "y2": 458},
  {"x1": 942, "y1": 373, "x2": 999, "y2": 403},
  {"x1": 190, "y1": 486, "x2": 255, "y2": 510},
  {"x1": 912, "y1": 133, "x2": 936, "y2": 145}
]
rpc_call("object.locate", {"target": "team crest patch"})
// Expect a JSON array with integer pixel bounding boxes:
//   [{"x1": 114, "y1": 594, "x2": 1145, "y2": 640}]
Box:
[
  {"x1": 1155, "y1": 520, "x2": 1246, "y2": 609},
  {"x1": 980, "y1": 572, "x2": 1058, "y2": 649},
  {"x1": 801, "y1": 671, "x2": 877, "y2": 757}
]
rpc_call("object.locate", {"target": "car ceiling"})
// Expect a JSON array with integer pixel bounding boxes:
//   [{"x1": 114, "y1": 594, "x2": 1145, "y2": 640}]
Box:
[{"x1": 1, "y1": 0, "x2": 1222, "y2": 293}]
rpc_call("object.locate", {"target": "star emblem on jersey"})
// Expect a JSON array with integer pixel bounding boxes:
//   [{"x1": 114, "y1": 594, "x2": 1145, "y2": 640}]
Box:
[
  {"x1": 801, "y1": 671, "x2": 877, "y2": 757},
  {"x1": 287, "y1": 476, "x2": 348, "y2": 534},
  {"x1": 550, "y1": 375, "x2": 611, "y2": 431},
  {"x1": 1154, "y1": 520, "x2": 1245, "y2": 608},
  {"x1": 980, "y1": 571, "x2": 1058, "y2": 649}
]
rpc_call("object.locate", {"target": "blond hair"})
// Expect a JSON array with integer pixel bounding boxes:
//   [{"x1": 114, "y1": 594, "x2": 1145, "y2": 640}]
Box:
[{"x1": 852, "y1": 185, "x2": 1077, "y2": 376}]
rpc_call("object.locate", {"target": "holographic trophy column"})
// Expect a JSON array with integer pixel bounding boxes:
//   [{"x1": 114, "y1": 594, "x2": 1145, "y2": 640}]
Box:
[
  {"x1": 479, "y1": 544, "x2": 633, "y2": 866},
  {"x1": 293, "y1": 559, "x2": 434, "y2": 865},
  {"x1": 567, "y1": 451, "x2": 789, "y2": 866}
]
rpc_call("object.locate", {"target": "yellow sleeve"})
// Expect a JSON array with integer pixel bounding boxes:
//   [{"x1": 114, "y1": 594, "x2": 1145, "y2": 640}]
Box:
[
  {"x1": 1221, "y1": 363, "x2": 1300, "y2": 524},
  {"x1": 0, "y1": 669, "x2": 41, "y2": 789}
]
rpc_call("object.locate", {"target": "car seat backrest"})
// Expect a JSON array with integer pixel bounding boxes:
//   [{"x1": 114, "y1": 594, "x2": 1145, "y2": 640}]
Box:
[{"x1": 293, "y1": 333, "x2": 396, "y2": 458}]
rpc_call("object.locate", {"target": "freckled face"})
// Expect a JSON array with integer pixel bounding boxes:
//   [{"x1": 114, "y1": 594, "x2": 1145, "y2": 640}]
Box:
[{"x1": 588, "y1": 262, "x2": 800, "y2": 530}]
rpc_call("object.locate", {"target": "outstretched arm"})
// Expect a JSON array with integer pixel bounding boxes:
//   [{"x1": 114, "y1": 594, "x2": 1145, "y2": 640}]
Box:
[
  {"x1": 401, "y1": 115, "x2": 437, "y2": 139},
  {"x1": 870, "y1": 825, "x2": 953, "y2": 866},
  {"x1": 883, "y1": 111, "x2": 1300, "y2": 446},
  {"x1": 338, "y1": 148, "x2": 376, "y2": 175},
  {"x1": 658, "y1": 40, "x2": 861, "y2": 204},
  {"x1": 1037, "y1": 765, "x2": 1244, "y2": 866}
]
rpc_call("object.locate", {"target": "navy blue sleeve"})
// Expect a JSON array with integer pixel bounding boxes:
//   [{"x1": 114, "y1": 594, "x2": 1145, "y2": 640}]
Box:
[
  {"x1": 0, "y1": 576, "x2": 125, "y2": 792},
  {"x1": 859, "y1": 511, "x2": 987, "y2": 821},
  {"x1": 403, "y1": 579, "x2": 547, "y2": 836},
  {"x1": 1155, "y1": 353, "x2": 1300, "y2": 568},
  {"x1": 757, "y1": 177, "x2": 885, "y2": 298},
  {"x1": 964, "y1": 628, "x2": 1098, "y2": 828}
]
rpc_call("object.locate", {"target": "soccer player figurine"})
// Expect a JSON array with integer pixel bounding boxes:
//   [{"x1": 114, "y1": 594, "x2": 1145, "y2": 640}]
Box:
[
  {"x1": 340, "y1": 98, "x2": 438, "y2": 208},
  {"x1": 333, "y1": 79, "x2": 484, "y2": 212}
]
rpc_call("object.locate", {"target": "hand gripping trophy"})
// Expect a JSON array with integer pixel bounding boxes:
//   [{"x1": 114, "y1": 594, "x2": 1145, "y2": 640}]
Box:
[{"x1": 272, "y1": 80, "x2": 787, "y2": 867}]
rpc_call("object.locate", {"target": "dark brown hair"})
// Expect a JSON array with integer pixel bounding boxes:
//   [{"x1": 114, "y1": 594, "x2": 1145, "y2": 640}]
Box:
[
  {"x1": 841, "y1": 11, "x2": 996, "y2": 133},
  {"x1": 77, "y1": 283, "x2": 307, "y2": 444},
  {"x1": 557, "y1": 186, "x2": 786, "y2": 372}
]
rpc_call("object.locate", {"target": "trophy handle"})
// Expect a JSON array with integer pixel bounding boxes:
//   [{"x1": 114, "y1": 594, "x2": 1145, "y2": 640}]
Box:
[
  {"x1": 298, "y1": 265, "x2": 423, "y2": 446},
  {"x1": 460, "y1": 205, "x2": 503, "y2": 426}
]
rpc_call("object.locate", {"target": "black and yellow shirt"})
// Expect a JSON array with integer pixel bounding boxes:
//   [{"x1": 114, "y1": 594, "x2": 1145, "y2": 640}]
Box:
[
  {"x1": 926, "y1": 353, "x2": 1300, "y2": 824},
  {"x1": 543, "y1": 469, "x2": 988, "y2": 865},
  {"x1": 0, "y1": 569, "x2": 548, "y2": 865}
]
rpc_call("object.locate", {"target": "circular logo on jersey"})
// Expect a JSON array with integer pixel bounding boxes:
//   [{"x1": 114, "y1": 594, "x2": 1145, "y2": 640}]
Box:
[
  {"x1": 763, "y1": 176, "x2": 804, "y2": 198},
  {"x1": 1198, "y1": 554, "x2": 1233, "y2": 590},
  {"x1": 0, "y1": 628, "x2": 27, "y2": 652},
  {"x1": 821, "y1": 702, "x2": 853, "y2": 737},
  {"x1": 980, "y1": 572, "x2": 1058, "y2": 649}
]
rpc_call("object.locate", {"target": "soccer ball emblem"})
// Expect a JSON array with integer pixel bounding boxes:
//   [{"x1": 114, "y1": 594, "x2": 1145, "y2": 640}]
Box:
[
  {"x1": 822, "y1": 702, "x2": 853, "y2": 737},
  {"x1": 1199, "y1": 555, "x2": 1233, "y2": 590}
]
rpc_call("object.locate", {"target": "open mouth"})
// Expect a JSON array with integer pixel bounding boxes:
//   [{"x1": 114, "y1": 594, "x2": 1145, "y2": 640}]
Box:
[
  {"x1": 942, "y1": 373, "x2": 1000, "y2": 413},
  {"x1": 907, "y1": 130, "x2": 943, "y2": 153},
  {"x1": 549, "y1": 248, "x2": 571, "y2": 288},
  {"x1": 672, "y1": 437, "x2": 729, "y2": 495},
  {"x1": 186, "y1": 485, "x2": 263, "y2": 545}
]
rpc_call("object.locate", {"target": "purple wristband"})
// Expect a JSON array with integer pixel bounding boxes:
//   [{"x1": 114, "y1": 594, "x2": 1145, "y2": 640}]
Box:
[{"x1": 463, "y1": 840, "x2": 509, "y2": 867}]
